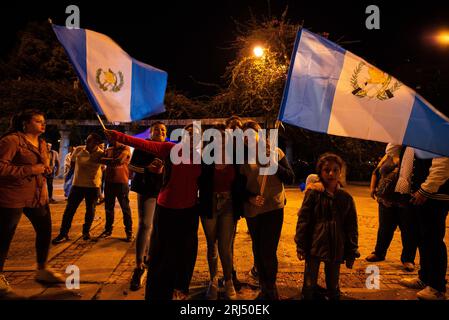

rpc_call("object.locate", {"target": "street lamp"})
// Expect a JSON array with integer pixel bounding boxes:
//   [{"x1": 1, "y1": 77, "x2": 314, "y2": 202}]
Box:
[
  {"x1": 435, "y1": 31, "x2": 449, "y2": 46},
  {"x1": 253, "y1": 46, "x2": 265, "y2": 58}
]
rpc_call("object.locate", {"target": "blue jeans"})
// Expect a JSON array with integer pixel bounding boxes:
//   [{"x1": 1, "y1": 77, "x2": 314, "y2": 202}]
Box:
[
  {"x1": 201, "y1": 193, "x2": 236, "y2": 281},
  {"x1": 135, "y1": 194, "x2": 157, "y2": 265}
]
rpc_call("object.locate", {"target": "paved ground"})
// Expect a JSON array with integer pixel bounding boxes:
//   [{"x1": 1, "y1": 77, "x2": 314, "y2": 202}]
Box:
[{"x1": 2, "y1": 179, "x2": 448, "y2": 300}]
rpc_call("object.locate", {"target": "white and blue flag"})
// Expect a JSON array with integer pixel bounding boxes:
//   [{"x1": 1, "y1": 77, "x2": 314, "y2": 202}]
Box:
[
  {"x1": 52, "y1": 24, "x2": 168, "y2": 122},
  {"x1": 279, "y1": 28, "x2": 449, "y2": 157}
]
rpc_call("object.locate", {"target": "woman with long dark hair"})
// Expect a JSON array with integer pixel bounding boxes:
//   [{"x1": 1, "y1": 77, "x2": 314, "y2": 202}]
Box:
[
  {"x1": 104, "y1": 124, "x2": 201, "y2": 300},
  {"x1": 239, "y1": 120, "x2": 295, "y2": 300},
  {"x1": 0, "y1": 110, "x2": 64, "y2": 297}
]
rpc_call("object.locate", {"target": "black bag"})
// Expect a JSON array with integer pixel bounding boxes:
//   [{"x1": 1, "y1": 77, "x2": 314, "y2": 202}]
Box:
[{"x1": 376, "y1": 170, "x2": 399, "y2": 199}]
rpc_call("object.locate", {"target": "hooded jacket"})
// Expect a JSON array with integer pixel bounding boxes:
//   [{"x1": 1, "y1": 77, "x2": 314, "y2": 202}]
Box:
[{"x1": 295, "y1": 189, "x2": 359, "y2": 263}]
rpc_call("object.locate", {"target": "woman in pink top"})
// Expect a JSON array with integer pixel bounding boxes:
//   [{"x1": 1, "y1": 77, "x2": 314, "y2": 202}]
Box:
[{"x1": 105, "y1": 125, "x2": 201, "y2": 300}]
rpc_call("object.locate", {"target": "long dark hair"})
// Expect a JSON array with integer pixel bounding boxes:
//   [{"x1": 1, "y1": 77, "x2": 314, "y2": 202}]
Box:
[{"x1": 1, "y1": 109, "x2": 45, "y2": 139}]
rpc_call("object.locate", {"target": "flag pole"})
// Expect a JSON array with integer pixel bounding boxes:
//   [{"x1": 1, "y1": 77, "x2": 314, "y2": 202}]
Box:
[
  {"x1": 96, "y1": 113, "x2": 106, "y2": 130},
  {"x1": 259, "y1": 119, "x2": 281, "y2": 195}
]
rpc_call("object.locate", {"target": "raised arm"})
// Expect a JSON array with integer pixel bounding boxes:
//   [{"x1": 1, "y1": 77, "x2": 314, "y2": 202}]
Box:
[{"x1": 105, "y1": 130, "x2": 173, "y2": 158}]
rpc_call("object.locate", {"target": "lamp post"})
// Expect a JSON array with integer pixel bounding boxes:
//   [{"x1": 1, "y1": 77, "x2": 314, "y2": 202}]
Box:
[{"x1": 253, "y1": 46, "x2": 265, "y2": 58}]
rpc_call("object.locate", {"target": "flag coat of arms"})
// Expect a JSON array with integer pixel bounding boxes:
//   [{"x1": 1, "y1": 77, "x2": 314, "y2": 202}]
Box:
[
  {"x1": 53, "y1": 24, "x2": 168, "y2": 122},
  {"x1": 279, "y1": 28, "x2": 449, "y2": 157}
]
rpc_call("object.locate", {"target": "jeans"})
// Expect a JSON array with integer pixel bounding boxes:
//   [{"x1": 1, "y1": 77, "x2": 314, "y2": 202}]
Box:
[
  {"x1": 0, "y1": 205, "x2": 51, "y2": 271},
  {"x1": 104, "y1": 182, "x2": 132, "y2": 234},
  {"x1": 413, "y1": 199, "x2": 449, "y2": 292},
  {"x1": 59, "y1": 186, "x2": 99, "y2": 236},
  {"x1": 246, "y1": 208, "x2": 284, "y2": 299},
  {"x1": 145, "y1": 205, "x2": 199, "y2": 300},
  {"x1": 201, "y1": 193, "x2": 236, "y2": 281},
  {"x1": 373, "y1": 202, "x2": 418, "y2": 263},
  {"x1": 302, "y1": 257, "x2": 341, "y2": 300},
  {"x1": 135, "y1": 195, "x2": 157, "y2": 265},
  {"x1": 46, "y1": 177, "x2": 54, "y2": 200}
]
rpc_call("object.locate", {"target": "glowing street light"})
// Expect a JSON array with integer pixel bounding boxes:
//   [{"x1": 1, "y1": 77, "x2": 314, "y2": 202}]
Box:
[
  {"x1": 435, "y1": 31, "x2": 449, "y2": 46},
  {"x1": 253, "y1": 46, "x2": 265, "y2": 57}
]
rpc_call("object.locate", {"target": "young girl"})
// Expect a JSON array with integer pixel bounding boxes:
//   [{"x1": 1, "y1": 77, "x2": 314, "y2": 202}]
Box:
[{"x1": 295, "y1": 153, "x2": 359, "y2": 300}]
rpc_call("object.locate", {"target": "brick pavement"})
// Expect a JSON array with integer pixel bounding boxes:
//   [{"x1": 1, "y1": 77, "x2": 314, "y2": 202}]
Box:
[{"x1": 1, "y1": 180, "x2": 448, "y2": 300}]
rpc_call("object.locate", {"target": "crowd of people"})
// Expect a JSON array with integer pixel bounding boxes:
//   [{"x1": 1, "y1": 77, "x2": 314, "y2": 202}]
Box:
[{"x1": 0, "y1": 109, "x2": 448, "y2": 301}]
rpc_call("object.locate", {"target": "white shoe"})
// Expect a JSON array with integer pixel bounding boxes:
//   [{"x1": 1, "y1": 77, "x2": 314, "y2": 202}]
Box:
[
  {"x1": 417, "y1": 286, "x2": 447, "y2": 300},
  {"x1": 0, "y1": 274, "x2": 12, "y2": 296},
  {"x1": 35, "y1": 269, "x2": 65, "y2": 284},
  {"x1": 225, "y1": 280, "x2": 237, "y2": 300},
  {"x1": 399, "y1": 277, "x2": 426, "y2": 290}
]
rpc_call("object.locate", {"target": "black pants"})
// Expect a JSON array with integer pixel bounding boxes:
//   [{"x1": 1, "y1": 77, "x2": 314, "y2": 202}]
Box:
[
  {"x1": 104, "y1": 182, "x2": 132, "y2": 234},
  {"x1": 412, "y1": 199, "x2": 449, "y2": 292},
  {"x1": 373, "y1": 202, "x2": 418, "y2": 263},
  {"x1": 302, "y1": 257, "x2": 341, "y2": 300},
  {"x1": 46, "y1": 176, "x2": 54, "y2": 200},
  {"x1": 0, "y1": 205, "x2": 51, "y2": 270},
  {"x1": 246, "y1": 208, "x2": 284, "y2": 299},
  {"x1": 59, "y1": 186, "x2": 99, "y2": 236},
  {"x1": 145, "y1": 205, "x2": 199, "y2": 300}
]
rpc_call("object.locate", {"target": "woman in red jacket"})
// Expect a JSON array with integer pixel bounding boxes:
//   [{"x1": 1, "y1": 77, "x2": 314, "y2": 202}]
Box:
[
  {"x1": 105, "y1": 125, "x2": 201, "y2": 300},
  {"x1": 0, "y1": 110, "x2": 65, "y2": 298}
]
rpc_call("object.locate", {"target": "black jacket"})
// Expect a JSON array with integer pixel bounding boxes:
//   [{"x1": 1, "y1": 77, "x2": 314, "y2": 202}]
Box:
[
  {"x1": 295, "y1": 189, "x2": 359, "y2": 263},
  {"x1": 198, "y1": 163, "x2": 246, "y2": 220}
]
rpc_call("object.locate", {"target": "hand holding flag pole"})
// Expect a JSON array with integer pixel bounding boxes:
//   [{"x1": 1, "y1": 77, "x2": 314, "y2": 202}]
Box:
[{"x1": 96, "y1": 113, "x2": 106, "y2": 130}]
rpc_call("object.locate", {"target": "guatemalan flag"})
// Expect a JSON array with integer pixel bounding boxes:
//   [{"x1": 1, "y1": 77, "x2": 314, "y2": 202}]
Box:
[
  {"x1": 279, "y1": 28, "x2": 449, "y2": 157},
  {"x1": 52, "y1": 24, "x2": 168, "y2": 122}
]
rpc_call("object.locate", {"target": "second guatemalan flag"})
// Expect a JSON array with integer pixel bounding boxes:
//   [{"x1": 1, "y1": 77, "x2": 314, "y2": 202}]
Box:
[
  {"x1": 53, "y1": 24, "x2": 168, "y2": 122},
  {"x1": 279, "y1": 28, "x2": 449, "y2": 157}
]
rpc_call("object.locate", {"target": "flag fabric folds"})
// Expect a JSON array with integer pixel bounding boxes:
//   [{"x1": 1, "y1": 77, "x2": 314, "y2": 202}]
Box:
[
  {"x1": 279, "y1": 28, "x2": 449, "y2": 157},
  {"x1": 53, "y1": 24, "x2": 168, "y2": 122}
]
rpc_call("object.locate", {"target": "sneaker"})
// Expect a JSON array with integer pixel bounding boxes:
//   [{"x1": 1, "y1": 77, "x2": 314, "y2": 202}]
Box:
[
  {"x1": 365, "y1": 253, "x2": 385, "y2": 262},
  {"x1": 417, "y1": 286, "x2": 447, "y2": 300},
  {"x1": 0, "y1": 274, "x2": 12, "y2": 297},
  {"x1": 248, "y1": 266, "x2": 258, "y2": 280},
  {"x1": 205, "y1": 279, "x2": 218, "y2": 300},
  {"x1": 125, "y1": 233, "x2": 134, "y2": 242},
  {"x1": 98, "y1": 230, "x2": 112, "y2": 238},
  {"x1": 172, "y1": 289, "x2": 188, "y2": 300},
  {"x1": 52, "y1": 234, "x2": 69, "y2": 245},
  {"x1": 35, "y1": 269, "x2": 65, "y2": 284},
  {"x1": 402, "y1": 262, "x2": 415, "y2": 272},
  {"x1": 82, "y1": 233, "x2": 91, "y2": 241},
  {"x1": 130, "y1": 267, "x2": 147, "y2": 291},
  {"x1": 224, "y1": 280, "x2": 237, "y2": 300},
  {"x1": 399, "y1": 277, "x2": 426, "y2": 290}
]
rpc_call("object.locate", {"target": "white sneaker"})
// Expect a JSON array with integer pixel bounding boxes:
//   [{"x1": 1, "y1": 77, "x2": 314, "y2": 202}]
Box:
[
  {"x1": 224, "y1": 280, "x2": 237, "y2": 300},
  {"x1": 35, "y1": 269, "x2": 65, "y2": 284},
  {"x1": 399, "y1": 277, "x2": 426, "y2": 290},
  {"x1": 0, "y1": 274, "x2": 12, "y2": 296},
  {"x1": 417, "y1": 286, "x2": 447, "y2": 300}
]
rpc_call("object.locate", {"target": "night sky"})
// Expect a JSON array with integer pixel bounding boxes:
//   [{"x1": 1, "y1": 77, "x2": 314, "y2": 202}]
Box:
[{"x1": 1, "y1": 1, "x2": 449, "y2": 108}]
